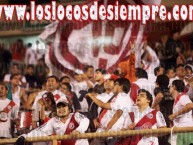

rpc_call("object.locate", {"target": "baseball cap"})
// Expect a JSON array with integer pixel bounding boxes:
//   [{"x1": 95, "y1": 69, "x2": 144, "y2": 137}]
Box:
[{"x1": 56, "y1": 99, "x2": 70, "y2": 107}]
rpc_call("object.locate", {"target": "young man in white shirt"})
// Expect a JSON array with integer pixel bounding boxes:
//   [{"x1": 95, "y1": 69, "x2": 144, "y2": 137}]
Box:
[
  {"x1": 138, "y1": 42, "x2": 160, "y2": 75},
  {"x1": 71, "y1": 73, "x2": 93, "y2": 112},
  {"x1": 92, "y1": 74, "x2": 116, "y2": 132},
  {"x1": 4, "y1": 63, "x2": 27, "y2": 87},
  {"x1": 133, "y1": 68, "x2": 155, "y2": 99},
  {"x1": 9, "y1": 74, "x2": 28, "y2": 108},
  {"x1": 169, "y1": 79, "x2": 193, "y2": 145},
  {"x1": 121, "y1": 89, "x2": 167, "y2": 145},
  {"x1": 88, "y1": 78, "x2": 133, "y2": 145},
  {"x1": 15, "y1": 99, "x2": 90, "y2": 145},
  {"x1": 0, "y1": 83, "x2": 19, "y2": 139},
  {"x1": 169, "y1": 64, "x2": 187, "y2": 86}
]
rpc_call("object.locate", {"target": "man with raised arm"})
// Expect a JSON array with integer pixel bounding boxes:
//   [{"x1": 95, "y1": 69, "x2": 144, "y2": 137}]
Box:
[
  {"x1": 88, "y1": 78, "x2": 133, "y2": 145},
  {"x1": 26, "y1": 76, "x2": 67, "y2": 128}
]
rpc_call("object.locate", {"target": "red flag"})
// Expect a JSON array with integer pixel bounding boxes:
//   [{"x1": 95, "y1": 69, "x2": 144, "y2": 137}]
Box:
[{"x1": 40, "y1": 0, "x2": 162, "y2": 76}]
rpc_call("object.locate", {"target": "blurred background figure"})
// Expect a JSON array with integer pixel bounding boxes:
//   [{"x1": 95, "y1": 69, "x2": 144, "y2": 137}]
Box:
[
  {"x1": 0, "y1": 43, "x2": 12, "y2": 81},
  {"x1": 10, "y1": 39, "x2": 26, "y2": 70},
  {"x1": 24, "y1": 65, "x2": 37, "y2": 94}
]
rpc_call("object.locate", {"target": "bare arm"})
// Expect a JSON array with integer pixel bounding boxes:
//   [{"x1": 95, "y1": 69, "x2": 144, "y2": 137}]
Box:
[
  {"x1": 151, "y1": 92, "x2": 163, "y2": 109},
  {"x1": 106, "y1": 110, "x2": 123, "y2": 131},
  {"x1": 20, "y1": 88, "x2": 28, "y2": 102},
  {"x1": 86, "y1": 80, "x2": 94, "y2": 88},
  {"x1": 25, "y1": 92, "x2": 38, "y2": 110},
  {"x1": 82, "y1": 74, "x2": 94, "y2": 88},
  {"x1": 38, "y1": 99, "x2": 46, "y2": 121},
  {"x1": 87, "y1": 93, "x2": 111, "y2": 109},
  {"x1": 169, "y1": 103, "x2": 193, "y2": 121},
  {"x1": 26, "y1": 53, "x2": 30, "y2": 64}
]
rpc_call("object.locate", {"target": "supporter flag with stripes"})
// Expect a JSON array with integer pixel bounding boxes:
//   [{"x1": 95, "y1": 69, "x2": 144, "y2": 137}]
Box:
[{"x1": 39, "y1": 0, "x2": 161, "y2": 76}]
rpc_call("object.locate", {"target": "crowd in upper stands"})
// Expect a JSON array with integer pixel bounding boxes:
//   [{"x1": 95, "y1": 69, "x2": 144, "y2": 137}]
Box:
[{"x1": 0, "y1": 30, "x2": 193, "y2": 145}]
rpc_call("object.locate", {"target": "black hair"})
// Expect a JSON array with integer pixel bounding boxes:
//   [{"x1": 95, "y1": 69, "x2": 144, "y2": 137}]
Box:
[
  {"x1": 172, "y1": 80, "x2": 185, "y2": 92},
  {"x1": 165, "y1": 67, "x2": 175, "y2": 74},
  {"x1": 172, "y1": 30, "x2": 179, "y2": 35},
  {"x1": 84, "y1": 65, "x2": 94, "y2": 72},
  {"x1": 0, "y1": 82, "x2": 8, "y2": 90},
  {"x1": 185, "y1": 65, "x2": 193, "y2": 72},
  {"x1": 113, "y1": 70, "x2": 120, "y2": 76},
  {"x1": 46, "y1": 75, "x2": 59, "y2": 83},
  {"x1": 115, "y1": 78, "x2": 130, "y2": 93},
  {"x1": 176, "y1": 64, "x2": 185, "y2": 71},
  {"x1": 27, "y1": 64, "x2": 34, "y2": 69},
  {"x1": 138, "y1": 89, "x2": 153, "y2": 107},
  {"x1": 135, "y1": 68, "x2": 148, "y2": 79},
  {"x1": 154, "y1": 67, "x2": 160, "y2": 76},
  {"x1": 17, "y1": 39, "x2": 23, "y2": 43},
  {"x1": 95, "y1": 68, "x2": 107, "y2": 74},
  {"x1": 27, "y1": 43, "x2": 32, "y2": 48},
  {"x1": 10, "y1": 73, "x2": 20, "y2": 80},
  {"x1": 59, "y1": 76, "x2": 70, "y2": 83},
  {"x1": 12, "y1": 63, "x2": 19, "y2": 68},
  {"x1": 61, "y1": 82, "x2": 72, "y2": 92},
  {"x1": 156, "y1": 74, "x2": 169, "y2": 90},
  {"x1": 159, "y1": 64, "x2": 165, "y2": 69}
]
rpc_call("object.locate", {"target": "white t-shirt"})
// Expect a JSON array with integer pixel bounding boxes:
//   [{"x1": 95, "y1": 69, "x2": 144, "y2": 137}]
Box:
[
  {"x1": 0, "y1": 98, "x2": 19, "y2": 138},
  {"x1": 72, "y1": 81, "x2": 88, "y2": 94},
  {"x1": 25, "y1": 48, "x2": 37, "y2": 65},
  {"x1": 169, "y1": 76, "x2": 188, "y2": 86},
  {"x1": 133, "y1": 78, "x2": 155, "y2": 99},
  {"x1": 72, "y1": 81, "x2": 89, "y2": 112},
  {"x1": 135, "y1": 45, "x2": 160, "y2": 75},
  {"x1": 148, "y1": 74, "x2": 157, "y2": 84},
  {"x1": 26, "y1": 112, "x2": 89, "y2": 145},
  {"x1": 142, "y1": 46, "x2": 160, "y2": 75},
  {"x1": 124, "y1": 106, "x2": 166, "y2": 145},
  {"x1": 12, "y1": 86, "x2": 21, "y2": 107},
  {"x1": 173, "y1": 93, "x2": 193, "y2": 127},
  {"x1": 96, "y1": 92, "x2": 114, "y2": 114},
  {"x1": 32, "y1": 43, "x2": 46, "y2": 59},
  {"x1": 97, "y1": 92, "x2": 133, "y2": 132},
  {"x1": 4, "y1": 74, "x2": 26, "y2": 83}
]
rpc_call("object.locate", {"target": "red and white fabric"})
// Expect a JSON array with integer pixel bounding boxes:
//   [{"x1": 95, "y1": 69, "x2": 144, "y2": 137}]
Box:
[
  {"x1": 173, "y1": 93, "x2": 193, "y2": 127},
  {"x1": 26, "y1": 112, "x2": 89, "y2": 145},
  {"x1": 97, "y1": 92, "x2": 133, "y2": 132},
  {"x1": 0, "y1": 98, "x2": 19, "y2": 138},
  {"x1": 39, "y1": 0, "x2": 162, "y2": 76},
  {"x1": 124, "y1": 106, "x2": 166, "y2": 145}
]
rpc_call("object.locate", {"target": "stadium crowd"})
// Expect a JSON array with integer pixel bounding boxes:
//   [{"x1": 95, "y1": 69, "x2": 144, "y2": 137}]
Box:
[{"x1": 0, "y1": 31, "x2": 193, "y2": 145}]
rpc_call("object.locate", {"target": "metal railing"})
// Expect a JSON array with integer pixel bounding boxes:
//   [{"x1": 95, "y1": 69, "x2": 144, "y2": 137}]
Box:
[{"x1": 0, "y1": 126, "x2": 193, "y2": 145}]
